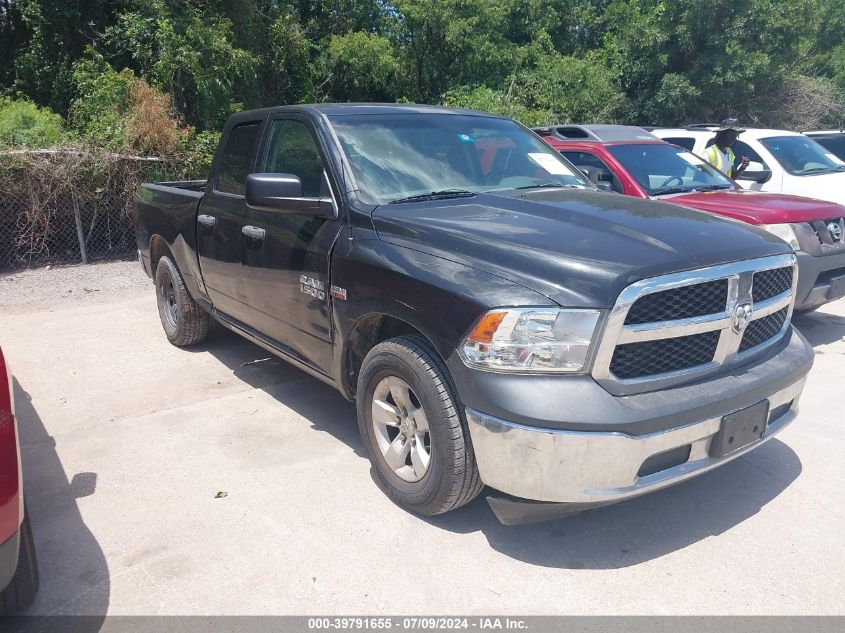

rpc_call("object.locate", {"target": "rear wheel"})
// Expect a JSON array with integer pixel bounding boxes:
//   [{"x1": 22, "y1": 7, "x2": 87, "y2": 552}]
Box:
[
  {"x1": 155, "y1": 255, "x2": 210, "y2": 346},
  {"x1": 356, "y1": 336, "x2": 483, "y2": 516},
  {"x1": 0, "y1": 512, "x2": 39, "y2": 615}
]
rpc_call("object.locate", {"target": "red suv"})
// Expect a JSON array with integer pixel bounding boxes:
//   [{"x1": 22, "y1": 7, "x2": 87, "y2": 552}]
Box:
[
  {"x1": 0, "y1": 346, "x2": 38, "y2": 614},
  {"x1": 536, "y1": 124, "x2": 845, "y2": 312}
]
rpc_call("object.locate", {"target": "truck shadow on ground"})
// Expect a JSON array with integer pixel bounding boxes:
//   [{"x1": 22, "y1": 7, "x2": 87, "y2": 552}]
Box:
[
  {"x1": 13, "y1": 379, "x2": 109, "y2": 627},
  {"x1": 202, "y1": 327, "x2": 802, "y2": 571},
  {"x1": 792, "y1": 310, "x2": 845, "y2": 348},
  {"x1": 196, "y1": 327, "x2": 364, "y2": 456},
  {"x1": 425, "y1": 438, "x2": 800, "y2": 569}
]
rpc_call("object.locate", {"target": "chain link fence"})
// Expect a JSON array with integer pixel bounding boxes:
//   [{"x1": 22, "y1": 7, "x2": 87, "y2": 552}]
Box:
[{"x1": 0, "y1": 148, "x2": 184, "y2": 271}]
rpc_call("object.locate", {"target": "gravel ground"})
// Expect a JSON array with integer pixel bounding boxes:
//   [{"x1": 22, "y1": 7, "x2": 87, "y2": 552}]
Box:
[{"x1": 0, "y1": 260, "x2": 150, "y2": 314}]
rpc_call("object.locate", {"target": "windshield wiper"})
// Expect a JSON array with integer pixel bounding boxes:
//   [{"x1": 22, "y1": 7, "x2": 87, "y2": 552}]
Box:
[
  {"x1": 515, "y1": 183, "x2": 585, "y2": 190},
  {"x1": 388, "y1": 189, "x2": 477, "y2": 204},
  {"x1": 799, "y1": 166, "x2": 841, "y2": 175},
  {"x1": 650, "y1": 186, "x2": 694, "y2": 196},
  {"x1": 694, "y1": 185, "x2": 733, "y2": 191}
]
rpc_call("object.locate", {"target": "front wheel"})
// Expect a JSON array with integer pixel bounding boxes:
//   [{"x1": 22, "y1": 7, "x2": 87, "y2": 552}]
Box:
[{"x1": 356, "y1": 336, "x2": 484, "y2": 516}]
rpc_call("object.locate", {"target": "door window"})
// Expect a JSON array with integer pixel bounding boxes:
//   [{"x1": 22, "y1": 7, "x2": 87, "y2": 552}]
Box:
[
  {"x1": 561, "y1": 151, "x2": 624, "y2": 193},
  {"x1": 262, "y1": 119, "x2": 328, "y2": 197},
  {"x1": 731, "y1": 140, "x2": 767, "y2": 170},
  {"x1": 216, "y1": 122, "x2": 262, "y2": 195}
]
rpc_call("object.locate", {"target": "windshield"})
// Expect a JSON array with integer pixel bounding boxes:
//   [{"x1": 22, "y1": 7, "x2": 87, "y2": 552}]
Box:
[
  {"x1": 606, "y1": 143, "x2": 735, "y2": 196},
  {"x1": 811, "y1": 135, "x2": 845, "y2": 162},
  {"x1": 760, "y1": 135, "x2": 845, "y2": 175},
  {"x1": 328, "y1": 113, "x2": 592, "y2": 204}
]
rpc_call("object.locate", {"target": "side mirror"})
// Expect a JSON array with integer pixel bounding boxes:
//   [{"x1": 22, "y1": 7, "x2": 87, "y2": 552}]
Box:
[
  {"x1": 596, "y1": 181, "x2": 613, "y2": 192},
  {"x1": 245, "y1": 173, "x2": 335, "y2": 217},
  {"x1": 735, "y1": 161, "x2": 772, "y2": 184}
]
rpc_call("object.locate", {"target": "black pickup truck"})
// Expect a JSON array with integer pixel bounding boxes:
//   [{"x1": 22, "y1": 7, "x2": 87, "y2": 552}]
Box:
[{"x1": 134, "y1": 104, "x2": 813, "y2": 524}]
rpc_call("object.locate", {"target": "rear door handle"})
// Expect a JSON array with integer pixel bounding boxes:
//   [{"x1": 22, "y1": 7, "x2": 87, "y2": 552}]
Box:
[
  {"x1": 241, "y1": 225, "x2": 266, "y2": 240},
  {"x1": 198, "y1": 214, "x2": 217, "y2": 227}
]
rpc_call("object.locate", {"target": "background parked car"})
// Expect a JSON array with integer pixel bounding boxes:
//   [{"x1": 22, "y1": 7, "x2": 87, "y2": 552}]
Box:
[
  {"x1": 651, "y1": 125, "x2": 845, "y2": 206},
  {"x1": 804, "y1": 130, "x2": 845, "y2": 163},
  {"x1": 0, "y1": 346, "x2": 38, "y2": 614},
  {"x1": 536, "y1": 124, "x2": 845, "y2": 312}
]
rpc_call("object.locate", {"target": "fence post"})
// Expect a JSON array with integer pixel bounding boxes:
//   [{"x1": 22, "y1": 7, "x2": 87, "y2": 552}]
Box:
[{"x1": 72, "y1": 194, "x2": 88, "y2": 265}]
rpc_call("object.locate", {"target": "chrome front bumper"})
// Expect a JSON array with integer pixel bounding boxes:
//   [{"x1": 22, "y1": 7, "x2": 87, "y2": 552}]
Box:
[{"x1": 466, "y1": 377, "x2": 805, "y2": 504}]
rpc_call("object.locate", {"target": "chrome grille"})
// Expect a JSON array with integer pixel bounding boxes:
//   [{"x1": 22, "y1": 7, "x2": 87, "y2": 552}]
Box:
[
  {"x1": 624, "y1": 279, "x2": 728, "y2": 324},
  {"x1": 752, "y1": 267, "x2": 793, "y2": 303},
  {"x1": 592, "y1": 254, "x2": 797, "y2": 396},
  {"x1": 610, "y1": 331, "x2": 720, "y2": 379},
  {"x1": 739, "y1": 307, "x2": 788, "y2": 352},
  {"x1": 810, "y1": 218, "x2": 844, "y2": 245}
]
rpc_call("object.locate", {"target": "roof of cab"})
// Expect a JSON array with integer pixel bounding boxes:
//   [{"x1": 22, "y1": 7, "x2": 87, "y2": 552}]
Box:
[
  {"x1": 229, "y1": 103, "x2": 507, "y2": 119},
  {"x1": 532, "y1": 124, "x2": 659, "y2": 143}
]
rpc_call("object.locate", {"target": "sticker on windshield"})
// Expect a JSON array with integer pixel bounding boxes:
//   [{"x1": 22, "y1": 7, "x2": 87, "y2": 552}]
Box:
[
  {"x1": 678, "y1": 151, "x2": 704, "y2": 165},
  {"x1": 457, "y1": 133, "x2": 474, "y2": 143},
  {"x1": 527, "y1": 152, "x2": 574, "y2": 176},
  {"x1": 825, "y1": 153, "x2": 845, "y2": 165}
]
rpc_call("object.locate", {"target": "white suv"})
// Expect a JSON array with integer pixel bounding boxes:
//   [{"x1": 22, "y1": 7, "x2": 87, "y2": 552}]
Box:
[{"x1": 652, "y1": 126, "x2": 845, "y2": 205}]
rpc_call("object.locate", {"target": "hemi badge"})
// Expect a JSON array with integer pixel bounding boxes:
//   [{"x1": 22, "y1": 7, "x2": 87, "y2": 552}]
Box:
[{"x1": 330, "y1": 285, "x2": 347, "y2": 301}]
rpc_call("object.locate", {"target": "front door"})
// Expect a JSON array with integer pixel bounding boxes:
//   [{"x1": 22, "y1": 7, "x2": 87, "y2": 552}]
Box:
[
  {"x1": 240, "y1": 116, "x2": 341, "y2": 373},
  {"x1": 197, "y1": 118, "x2": 264, "y2": 322}
]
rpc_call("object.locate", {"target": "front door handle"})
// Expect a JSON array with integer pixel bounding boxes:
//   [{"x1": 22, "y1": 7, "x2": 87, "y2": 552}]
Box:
[
  {"x1": 241, "y1": 225, "x2": 266, "y2": 240},
  {"x1": 198, "y1": 214, "x2": 217, "y2": 227}
]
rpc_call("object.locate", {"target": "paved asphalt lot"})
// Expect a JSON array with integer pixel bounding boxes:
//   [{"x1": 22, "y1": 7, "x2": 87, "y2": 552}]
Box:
[{"x1": 1, "y1": 261, "x2": 843, "y2": 616}]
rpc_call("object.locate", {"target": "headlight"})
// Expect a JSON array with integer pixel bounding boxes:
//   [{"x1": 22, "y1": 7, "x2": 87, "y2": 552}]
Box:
[
  {"x1": 460, "y1": 308, "x2": 600, "y2": 373},
  {"x1": 760, "y1": 223, "x2": 799, "y2": 250}
]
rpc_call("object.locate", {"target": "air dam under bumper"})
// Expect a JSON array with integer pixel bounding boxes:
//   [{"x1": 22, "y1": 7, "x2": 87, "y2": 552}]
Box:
[
  {"x1": 795, "y1": 250, "x2": 845, "y2": 310},
  {"x1": 462, "y1": 327, "x2": 812, "y2": 506}
]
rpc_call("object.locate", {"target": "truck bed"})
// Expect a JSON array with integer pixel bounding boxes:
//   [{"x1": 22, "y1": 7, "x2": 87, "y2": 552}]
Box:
[{"x1": 134, "y1": 180, "x2": 208, "y2": 298}]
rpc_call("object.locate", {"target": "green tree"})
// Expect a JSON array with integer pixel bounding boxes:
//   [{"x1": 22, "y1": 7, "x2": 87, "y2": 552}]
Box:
[
  {"x1": 105, "y1": 0, "x2": 259, "y2": 129},
  {"x1": 327, "y1": 32, "x2": 399, "y2": 102}
]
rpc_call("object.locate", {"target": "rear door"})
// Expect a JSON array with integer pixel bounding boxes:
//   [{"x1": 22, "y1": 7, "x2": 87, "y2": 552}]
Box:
[
  {"x1": 240, "y1": 115, "x2": 341, "y2": 373},
  {"x1": 197, "y1": 118, "x2": 265, "y2": 321}
]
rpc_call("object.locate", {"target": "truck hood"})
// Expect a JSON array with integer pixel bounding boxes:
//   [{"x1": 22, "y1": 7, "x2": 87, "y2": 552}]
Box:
[
  {"x1": 371, "y1": 189, "x2": 790, "y2": 308},
  {"x1": 661, "y1": 189, "x2": 845, "y2": 225}
]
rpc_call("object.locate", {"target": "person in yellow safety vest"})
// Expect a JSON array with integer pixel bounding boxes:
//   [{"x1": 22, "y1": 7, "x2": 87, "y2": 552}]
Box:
[{"x1": 701, "y1": 118, "x2": 750, "y2": 178}]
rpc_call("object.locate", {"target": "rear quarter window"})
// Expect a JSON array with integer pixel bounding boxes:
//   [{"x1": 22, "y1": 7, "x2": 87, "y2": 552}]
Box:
[
  {"x1": 663, "y1": 137, "x2": 696, "y2": 151},
  {"x1": 216, "y1": 122, "x2": 262, "y2": 195}
]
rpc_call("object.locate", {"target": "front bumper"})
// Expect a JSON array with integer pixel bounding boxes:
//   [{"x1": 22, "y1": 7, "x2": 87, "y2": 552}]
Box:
[
  {"x1": 795, "y1": 249, "x2": 845, "y2": 310},
  {"x1": 457, "y1": 327, "x2": 812, "y2": 505}
]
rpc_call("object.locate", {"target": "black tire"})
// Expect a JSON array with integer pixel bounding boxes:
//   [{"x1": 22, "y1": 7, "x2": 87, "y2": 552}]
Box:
[
  {"x1": 155, "y1": 255, "x2": 210, "y2": 346},
  {"x1": 356, "y1": 335, "x2": 484, "y2": 516},
  {"x1": 0, "y1": 512, "x2": 39, "y2": 615}
]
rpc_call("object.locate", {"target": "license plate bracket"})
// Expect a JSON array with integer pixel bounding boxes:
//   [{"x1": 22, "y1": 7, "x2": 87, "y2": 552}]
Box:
[{"x1": 710, "y1": 400, "x2": 769, "y2": 458}]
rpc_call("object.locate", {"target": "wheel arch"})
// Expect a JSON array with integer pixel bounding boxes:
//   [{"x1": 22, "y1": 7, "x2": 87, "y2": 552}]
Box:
[
  {"x1": 341, "y1": 312, "x2": 445, "y2": 400},
  {"x1": 149, "y1": 234, "x2": 173, "y2": 279}
]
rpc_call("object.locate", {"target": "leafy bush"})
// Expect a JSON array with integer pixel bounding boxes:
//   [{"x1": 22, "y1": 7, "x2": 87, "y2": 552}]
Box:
[
  {"x1": 0, "y1": 98, "x2": 65, "y2": 147},
  {"x1": 69, "y1": 49, "x2": 183, "y2": 154},
  {"x1": 327, "y1": 32, "x2": 399, "y2": 102},
  {"x1": 513, "y1": 52, "x2": 630, "y2": 124},
  {"x1": 442, "y1": 86, "x2": 552, "y2": 127},
  {"x1": 182, "y1": 130, "x2": 220, "y2": 179}
]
